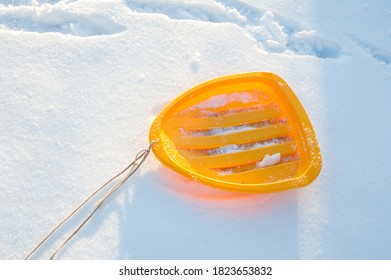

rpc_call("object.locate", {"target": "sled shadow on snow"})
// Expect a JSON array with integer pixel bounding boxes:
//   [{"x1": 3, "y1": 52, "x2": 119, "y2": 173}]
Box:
[{"x1": 112, "y1": 165, "x2": 300, "y2": 259}]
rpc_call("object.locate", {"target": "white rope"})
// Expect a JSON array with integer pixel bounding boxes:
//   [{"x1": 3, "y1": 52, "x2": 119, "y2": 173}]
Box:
[{"x1": 25, "y1": 141, "x2": 156, "y2": 260}]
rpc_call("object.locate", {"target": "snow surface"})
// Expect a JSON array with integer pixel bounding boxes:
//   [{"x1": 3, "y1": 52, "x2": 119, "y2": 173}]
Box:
[
  {"x1": 192, "y1": 91, "x2": 257, "y2": 109},
  {"x1": 1, "y1": 0, "x2": 391, "y2": 260},
  {"x1": 256, "y1": 153, "x2": 280, "y2": 168}
]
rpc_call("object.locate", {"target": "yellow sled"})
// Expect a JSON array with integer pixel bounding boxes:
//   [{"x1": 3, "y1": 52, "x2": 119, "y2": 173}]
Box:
[{"x1": 149, "y1": 72, "x2": 322, "y2": 192}]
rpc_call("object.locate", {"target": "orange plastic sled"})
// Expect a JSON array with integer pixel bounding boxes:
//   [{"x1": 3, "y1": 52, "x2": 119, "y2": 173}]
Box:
[{"x1": 149, "y1": 72, "x2": 321, "y2": 192}]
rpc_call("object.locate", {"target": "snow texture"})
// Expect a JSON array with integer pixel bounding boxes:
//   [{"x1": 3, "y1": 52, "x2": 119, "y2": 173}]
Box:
[
  {"x1": 1, "y1": 0, "x2": 391, "y2": 260},
  {"x1": 193, "y1": 91, "x2": 257, "y2": 109},
  {"x1": 257, "y1": 153, "x2": 280, "y2": 168},
  {"x1": 0, "y1": 1, "x2": 126, "y2": 36}
]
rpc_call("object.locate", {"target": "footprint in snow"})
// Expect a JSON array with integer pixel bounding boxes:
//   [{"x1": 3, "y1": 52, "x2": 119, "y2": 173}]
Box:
[
  {"x1": 125, "y1": 0, "x2": 343, "y2": 59},
  {"x1": 345, "y1": 33, "x2": 391, "y2": 72},
  {"x1": 0, "y1": 1, "x2": 126, "y2": 37}
]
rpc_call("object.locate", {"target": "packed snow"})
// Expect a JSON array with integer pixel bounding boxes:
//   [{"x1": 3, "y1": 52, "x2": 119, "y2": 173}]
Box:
[
  {"x1": 208, "y1": 138, "x2": 286, "y2": 155},
  {"x1": 192, "y1": 91, "x2": 258, "y2": 109},
  {"x1": 1, "y1": 0, "x2": 391, "y2": 260},
  {"x1": 256, "y1": 153, "x2": 280, "y2": 168}
]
